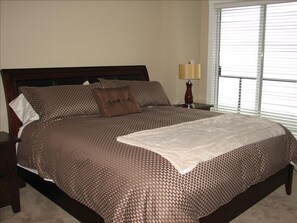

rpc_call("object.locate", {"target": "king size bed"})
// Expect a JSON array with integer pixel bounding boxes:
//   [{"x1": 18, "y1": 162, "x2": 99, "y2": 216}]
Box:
[{"x1": 1, "y1": 65, "x2": 297, "y2": 223}]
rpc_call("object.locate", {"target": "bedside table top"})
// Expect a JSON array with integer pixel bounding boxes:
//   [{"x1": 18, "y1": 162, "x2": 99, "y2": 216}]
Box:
[
  {"x1": 0, "y1": 132, "x2": 21, "y2": 146},
  {"x1": 191, "y1": 103, "x2": 213, "y2": 109},
  {"x1": 175, "y1": 103, "x2": 213, "y2": 109}
]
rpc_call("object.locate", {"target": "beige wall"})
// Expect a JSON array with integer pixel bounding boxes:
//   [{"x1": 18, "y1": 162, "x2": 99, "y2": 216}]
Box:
[{"x1": 0, "y1": 0, "x2": 209, "y2": 131}]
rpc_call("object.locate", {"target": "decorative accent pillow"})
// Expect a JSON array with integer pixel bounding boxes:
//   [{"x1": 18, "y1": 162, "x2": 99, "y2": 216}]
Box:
[
  {"x1": 98, "y1": 79, "x2": 171, "y2": 107},
  {"x1": 19, "y1": 82, "x2": 102, "y2": 121},
  {"x1": 92, "y1": 86, "x2": 141, "y2": 117}
]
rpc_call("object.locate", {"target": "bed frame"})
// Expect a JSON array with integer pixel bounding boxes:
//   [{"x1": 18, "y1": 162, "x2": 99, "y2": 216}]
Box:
[{"x1": 1, "y1": 65, "x2": 294, "y2": 223}]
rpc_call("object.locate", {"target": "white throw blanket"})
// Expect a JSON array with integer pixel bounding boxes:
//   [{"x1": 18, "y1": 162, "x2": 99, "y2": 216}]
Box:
[{"x1": 117, "y1": 114, "x2": 285, "y2": 174}]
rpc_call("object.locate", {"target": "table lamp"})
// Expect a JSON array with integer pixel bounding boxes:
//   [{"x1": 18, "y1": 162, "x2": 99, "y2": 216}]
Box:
[{"x1": 179, "y1": 62, "x2": 201, "y2": 107}]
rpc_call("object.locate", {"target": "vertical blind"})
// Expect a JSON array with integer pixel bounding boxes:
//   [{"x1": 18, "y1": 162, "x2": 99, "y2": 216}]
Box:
[{"x1": 210, "y1": 1, "x2": 297, "y2": 138}]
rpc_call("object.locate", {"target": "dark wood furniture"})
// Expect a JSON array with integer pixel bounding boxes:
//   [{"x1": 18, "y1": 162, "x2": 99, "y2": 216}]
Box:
[
  {"x1": 0, "y1": 65, "x2": 294, "y2": 223},
  {"x1": 0, "y1": 131, "x2": 21, "y2": 213},
  {"x1": 175, "y1": 103, "x2": 213, "y2": 111}
]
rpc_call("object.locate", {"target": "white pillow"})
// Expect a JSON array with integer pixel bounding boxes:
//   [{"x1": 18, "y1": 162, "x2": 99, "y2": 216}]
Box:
[
  {"x1": 82, "y1": 80, "x2": 90, "y2": 85},
  {"x1": 9, "y1": 93, "x2": 39, "y2": 125}
]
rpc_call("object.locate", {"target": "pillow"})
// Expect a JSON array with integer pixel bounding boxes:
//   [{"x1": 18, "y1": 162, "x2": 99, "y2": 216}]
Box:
[
  {"x1": 98, "y1": 79, "x2": 171, "y2": 107},
  {"x1": 92, "y1": 86, "x2": 141, "y2": 117},
  {"x1": 9, "y1": 93, "x2": 39, "y2": 125},
  {"x1": 19, "y1": 82, "x2": 102, "y2": 121},
  {"x1": 82, "y1": 80, "x2": 90, "y2": 85}
]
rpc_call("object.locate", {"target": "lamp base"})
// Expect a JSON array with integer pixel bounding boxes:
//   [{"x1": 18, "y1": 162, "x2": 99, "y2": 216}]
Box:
[
  {"x1": 184, "y1": 80, "x2": 193, "y2": 105},
  {"x1": 183, "y1": 103, "x2": 194, "y2": 109}
]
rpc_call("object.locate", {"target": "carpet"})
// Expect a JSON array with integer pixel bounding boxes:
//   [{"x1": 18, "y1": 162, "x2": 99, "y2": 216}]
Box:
[{"x1": 1, "y1": 172, "x2": 296, "y2": 223}]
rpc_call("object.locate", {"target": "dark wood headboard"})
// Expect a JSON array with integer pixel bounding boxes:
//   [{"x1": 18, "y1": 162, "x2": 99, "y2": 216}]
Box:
[{"x1": 1, "y1": 65, "x2": 149, "y2": 136}]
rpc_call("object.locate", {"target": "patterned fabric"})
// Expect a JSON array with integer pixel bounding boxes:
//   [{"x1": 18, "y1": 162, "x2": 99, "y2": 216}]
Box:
[
  {"x1": 99, "y1": 79, "x2": 171, "y2": 107},
  {"x1": 18, "y1": 107, "x2": 297, "y2": 223},
  {"x1": 19, "y1": 82, "x2": 102, "y2": 121},
  {"x1": 92, "y1": 86, "x2": 141, "y2": 117}
]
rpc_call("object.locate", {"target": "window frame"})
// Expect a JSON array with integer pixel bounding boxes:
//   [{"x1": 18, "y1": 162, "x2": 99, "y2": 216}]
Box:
[
  {"x1": 207, "y1": 0, "x2": 297, "y2": 137},
  {"x1": 207, "y1": 0, "x2": 296, "y2": 103}
]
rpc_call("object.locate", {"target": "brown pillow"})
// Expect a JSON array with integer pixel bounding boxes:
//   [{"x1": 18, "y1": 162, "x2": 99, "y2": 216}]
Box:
[
  {"x1": 19, "y1": 82, "x2": 102, "y2": 121},
  {"x1": 98, "y1": 79, "x2": 171, "y2": 107},
  {"x1": 92, "y1": 86, "x2": 141, "y2": 117}
]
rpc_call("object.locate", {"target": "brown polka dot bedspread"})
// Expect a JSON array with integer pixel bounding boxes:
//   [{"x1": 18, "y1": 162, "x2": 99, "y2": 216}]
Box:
[{"x1": 17, "y1": 106, "x2": 297, "y2": 223}]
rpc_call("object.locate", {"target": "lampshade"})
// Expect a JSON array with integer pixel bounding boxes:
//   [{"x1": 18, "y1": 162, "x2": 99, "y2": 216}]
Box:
[{"x1": 179, "y1": 64, "x2": 201, "y2": 80}]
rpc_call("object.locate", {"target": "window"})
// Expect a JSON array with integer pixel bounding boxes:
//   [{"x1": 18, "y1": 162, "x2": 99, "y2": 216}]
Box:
[{"x1": 209, "y1": 1, "x2": 297, "y2": 138}]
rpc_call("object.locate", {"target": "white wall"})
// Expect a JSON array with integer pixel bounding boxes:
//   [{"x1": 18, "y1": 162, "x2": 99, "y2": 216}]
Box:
[{"x1": 0, "y1": 0, "x2": 208, "y2": 131}]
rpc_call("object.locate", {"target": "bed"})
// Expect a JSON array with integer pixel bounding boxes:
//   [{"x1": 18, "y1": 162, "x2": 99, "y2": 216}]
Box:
[{"x1": 1, "y1": 65, "x2": 296, "y2": 223}]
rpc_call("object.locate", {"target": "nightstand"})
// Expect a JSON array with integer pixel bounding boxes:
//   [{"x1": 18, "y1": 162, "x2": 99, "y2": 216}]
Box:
[
  {"x1": 175, "y1": 103, "x2": 213, "y2": 111},
  {"x1": 0, "y1": 131, "x2": 21, "y2": 213}
]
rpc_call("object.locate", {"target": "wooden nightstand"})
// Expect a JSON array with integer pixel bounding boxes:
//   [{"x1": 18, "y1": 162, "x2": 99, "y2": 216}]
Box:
[
  {"x1": 0, "y1": 131, "x2": 21, "y2": 213},
  {"x1": 175, "y1": 103, "x2": 213, "y2": 111}
]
